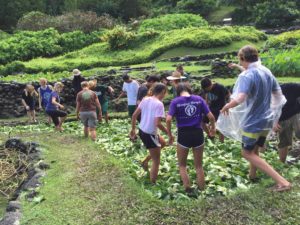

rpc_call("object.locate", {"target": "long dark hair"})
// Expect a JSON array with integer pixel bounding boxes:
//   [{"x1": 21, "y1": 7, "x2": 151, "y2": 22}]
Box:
[{"x1": 176, "y1": 83, "x2": 192, "y2": 96}]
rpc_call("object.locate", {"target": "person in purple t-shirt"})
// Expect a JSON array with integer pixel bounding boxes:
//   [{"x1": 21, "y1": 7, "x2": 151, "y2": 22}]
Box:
[{"x1": 166, "y1": 83, "x2": 216, "y2": 193}]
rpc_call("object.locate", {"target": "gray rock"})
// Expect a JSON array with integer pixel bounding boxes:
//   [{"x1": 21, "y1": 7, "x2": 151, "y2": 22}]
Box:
[
  {"x1": 0, "y1": 211, "x2": 21, "y2": 225},
  {"x1": 6, "y1": 201, "x2": 21, "y2": 212}
]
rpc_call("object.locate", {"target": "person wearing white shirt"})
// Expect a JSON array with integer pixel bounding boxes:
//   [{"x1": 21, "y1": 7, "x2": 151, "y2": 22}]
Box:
[{"x1": 116, "y1": 74, "x2": 140, "y2": 118}]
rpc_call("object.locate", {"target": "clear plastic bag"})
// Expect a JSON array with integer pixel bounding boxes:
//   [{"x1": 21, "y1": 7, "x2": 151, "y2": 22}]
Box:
[{"x1": 217, "y1": 62, "x2": 286, "y2": 143}]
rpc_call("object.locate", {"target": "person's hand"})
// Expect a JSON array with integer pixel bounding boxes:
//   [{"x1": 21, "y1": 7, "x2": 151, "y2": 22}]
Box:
[
  {"x1": 273, "y1": 123, "x2": 281, "y2": 132},
  {"x1": 168, "y1": 134, "x2": 174, "y2": 146},
  {"x1": 38, "y1": 106, "x2": 42, "y2": 111},
  {"x1": 220, "y1": 104, "x2": 230, "y2": 116},
  {"x1": 209, "y1": 127, "x2": 216, "y2": 137},
  {"x1": 25, "y1": 106, "x2": 30, "y2": 111},
  {"x1": 129, "y1": 129, "x2": 137, "y2": 141},
  {"x1": 59, "y1": 104, "x2": 64, "y2": 109},
  {"x1": 228, "y1": 63, "x2": 238, "y2": 69},
  {"x1": 98, "y1": 114, "x2": 102, "y2": 122}
]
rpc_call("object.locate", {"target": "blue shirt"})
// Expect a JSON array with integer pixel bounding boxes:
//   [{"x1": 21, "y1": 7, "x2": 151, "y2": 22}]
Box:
[
  {"x1": 39, "y1": 85, "x2": 52, "y2": 107},
  {"x1": 236, "y1": 62, "x2": 280, "y2": 133},
  {"x1": 46, "y1": 91, "x2": 60, "y2": 111}
]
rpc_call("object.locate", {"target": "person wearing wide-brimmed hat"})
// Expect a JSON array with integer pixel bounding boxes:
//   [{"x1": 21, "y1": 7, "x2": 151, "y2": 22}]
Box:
[
  {"x1": 72, "y1": 69, "x2": 85, "y2": 95},
  {"x1": 167, "y1": 71, "x2": 186, "y2": 98}
]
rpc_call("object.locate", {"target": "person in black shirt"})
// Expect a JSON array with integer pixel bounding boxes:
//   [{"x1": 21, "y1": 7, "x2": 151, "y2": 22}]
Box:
[
  {"x1": 21, "y1": 84, "x2": 38, "y2": 123},
  {"x1": 275, "y1": 83, "x2": 300, "y2": 163},
  {"x1": 201, "y1": 77, "x2": 230, "y2": 142},
  {"x1": 136, "y1": 75, "x2": 160, "y2": 105},
  {"x1": 72, "y1": 69, "x2": 85, "y2": 95}
]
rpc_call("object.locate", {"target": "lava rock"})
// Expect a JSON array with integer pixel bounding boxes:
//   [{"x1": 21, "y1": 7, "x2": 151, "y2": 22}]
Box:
[{"x1": 6, "y1": 201, "x2": 21, "y2": 212}]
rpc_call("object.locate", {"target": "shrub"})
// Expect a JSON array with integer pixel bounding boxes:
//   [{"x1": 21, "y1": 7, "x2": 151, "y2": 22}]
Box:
[
  {"x1": 262, "y1": 46, "x2": 300, "y2": 77},
  {"x1": 17, "y1": 11, "x2": 115, "y2": 33},
  {"x1": 54, "y1": 11, "x2": 115, "y2": 33},
  {"x1": 16, "y1": 11, "x2": 54, "y2": 31},
  {"x1": 0, "y1": 61, "x2": 25, "y2": 76},
  {"x1": 102, "y1": 26, "x2": 137, "y2": 50},
  {"x1": 252, "y1": 1, "x2": 300, "y2": 28},
  {"x1": 176, "y1": 0, "x2": 218, "y2": 17},
  {"x1": 265, "y1": 30, "x2": 300, "y2": 49},
  {"x1": 138, "y1": 13, "x2": 208, "y2": 32},
  {"x1": 0, "y1": 28, "x2": 103, "y2": 65},
  {"x1": 0, "y1": 30, "x2": 10, "y2": 40}
]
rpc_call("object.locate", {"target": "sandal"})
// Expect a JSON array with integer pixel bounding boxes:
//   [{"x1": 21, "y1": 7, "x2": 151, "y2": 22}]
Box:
[{"x1": 269, "y1": 184, "x2": 292, "y2": 192}]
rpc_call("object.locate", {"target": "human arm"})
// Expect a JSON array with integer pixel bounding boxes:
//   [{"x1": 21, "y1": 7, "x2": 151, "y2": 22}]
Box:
[
  {"x1": 21, "y1": 91, "x2": 30, "y2": 110},
  {"x1": 38, "y1": 88, "x2": 42, "y2": 109},
  {"x1": 166, "y1": 115, "x2": 174, "y2": 145},
  {"x1": 95, "y1": 96, "x2": 102, "y2": 122},
  {"x1": 52, "y1": 94, "x2": 64, "y2": 109},
  {"x1": 130, "y1": 107, "x2": 141, "y2": 140},
  {"x1": 115, "y1": 91, "x2": 126, "y2": 102},
  {"x1": 228, "y1": 63, "x2": 245, "y2": 72},
  {"x1": 206, "y1": 112, "x2": 216, "y2": 137},
  {"x1": 156, "y1": 117, "x2": 174, "y2": 145}
]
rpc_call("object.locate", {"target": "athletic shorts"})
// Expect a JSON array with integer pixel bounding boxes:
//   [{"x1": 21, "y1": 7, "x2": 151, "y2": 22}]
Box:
[
  {"x1": 26, "y1": 102, "x2": 35, "y2": 111},
  {"x1": 101, "y1": 101, "x2": 109, "y2": 115},
  {"x1": 177, "y1": 126, "x2": 204, "y2": 149},
  {"x1": 278, "y1": 114, "x2": 300, "y2": 148},
  {"x1": 80, "y1": 111, "x2": 98, "y2": 128},
  {"x1": 242, "y1": 130, "x2": 268, "y2": 151},
  {"x1": 46, "y1": 110, "x2": 67, "y2": 126},
  {"x1": 128, "y1": 105, "x2": 137, "y2": 118},
  {"x1": 139, "y1": 129, "x2": 161, "y2": 149}
]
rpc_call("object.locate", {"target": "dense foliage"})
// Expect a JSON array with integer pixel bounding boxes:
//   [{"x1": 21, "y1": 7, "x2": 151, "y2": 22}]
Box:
[
  {"x1": 2, "y1": 120, "x2": 300, "y2": 200},
  {"x1": 138, "y1": 13, "x2": 208, "y2": 32},
  {"x1": 0, "y1": 28, "x2": 102, "y2": 65},
  {"x1": 265, "y1": 30, "x2": 300, "y2": 49},
  {"x1": 262, "y1": 46, "x2": 300, "y2": 77},
  {"x1": 232, "y1": 0, "x2": 300, "y2": 27},
  {"x1": 17, "y1": 11, "x2": 115, "y2": 33},
  {"x1": 0, "y1": 0, "x2": 149, "y2": 31},
  {"x1": 0, "y1": 26, "x2": 266, "y2": 75}
]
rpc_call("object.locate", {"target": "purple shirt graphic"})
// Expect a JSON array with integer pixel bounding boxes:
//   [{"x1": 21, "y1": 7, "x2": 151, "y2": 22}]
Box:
[{"x1": 168, "y1": 95, "x2": 210, "y2": 128}]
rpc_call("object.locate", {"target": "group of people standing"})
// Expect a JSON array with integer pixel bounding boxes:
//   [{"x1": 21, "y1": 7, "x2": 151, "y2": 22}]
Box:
[
  {"x1": 21, "y1": 45, "x2": 299, "y2": 193},
  {"x1": 128, "y1": 45, "x2": 299, "y2": 193}
]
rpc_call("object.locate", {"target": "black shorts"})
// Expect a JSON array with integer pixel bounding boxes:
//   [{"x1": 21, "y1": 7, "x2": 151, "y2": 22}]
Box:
[
  {"x1": 177, "y1": 126, "x2": 204, "y2": 149},
  {"x1": 46, "y1": 110, "x2": 67, "y2": 126},
  {"x1": 139, "y1": 129, "x2": 161, "y2": 149}
]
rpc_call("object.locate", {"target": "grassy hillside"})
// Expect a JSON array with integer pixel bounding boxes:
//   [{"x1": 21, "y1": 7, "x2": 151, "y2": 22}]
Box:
[{"x1": 9, "y1": 26, "x2": 266, "y2": 74}]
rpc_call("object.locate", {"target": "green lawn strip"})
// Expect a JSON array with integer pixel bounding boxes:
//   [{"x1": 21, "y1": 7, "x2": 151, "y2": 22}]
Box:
[
  {"x1": 154, "y1": 40, "x2": 266, "y2": 60},
  {"x1": 0, "y1": 130, "x2": 298, "y2": 224}
]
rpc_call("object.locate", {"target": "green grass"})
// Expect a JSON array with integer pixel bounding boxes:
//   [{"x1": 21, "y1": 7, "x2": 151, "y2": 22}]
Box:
[
  {"x1": 207, "y1": 6, "x2": 236, "y2": 24},
  {"x1": 155, "y1": 40, "x2": 266, "y2": 60},
  {"x1": 1, "y1": 131, "x2": 298, "y2": 225}
]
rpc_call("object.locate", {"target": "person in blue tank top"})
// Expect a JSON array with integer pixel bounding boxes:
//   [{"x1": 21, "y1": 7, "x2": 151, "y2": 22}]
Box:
[{"x1": 38, "y1": 78, "x2": 53, "y2": 123}]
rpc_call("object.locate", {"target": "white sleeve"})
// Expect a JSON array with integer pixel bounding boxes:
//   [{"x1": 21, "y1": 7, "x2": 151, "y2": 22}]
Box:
[{"x1": 122, "y1": 83, "x2": 126, "y2": 92}]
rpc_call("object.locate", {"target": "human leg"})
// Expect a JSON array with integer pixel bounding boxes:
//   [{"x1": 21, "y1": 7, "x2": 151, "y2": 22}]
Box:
[
  {"x1": 177, "y1": 144, "x2": 190, "y2": 190},
  {"x1": 242, "y1": 149, "x2": 290, "y2": 187},
  {"x1": 89, "y1": 127, "x2": 97, "y2": 141},
  {"x1": 278, "y1": 119, "x2": 293, "y2": 163},
  {"x1": 192, "y1": 145, "x2": 205, "y2": 190},
  {"x1": 141, "y1": 135, "x2": 165, "y2": 171},
  {"x1": 148, "y1": 147, "x2": 161, "y2": 183}
]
